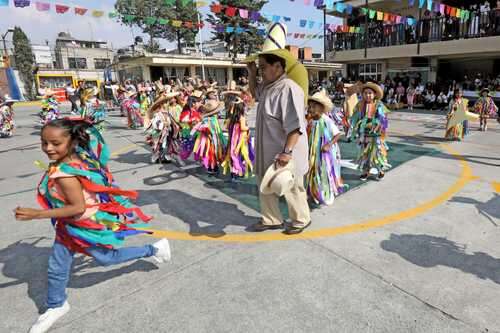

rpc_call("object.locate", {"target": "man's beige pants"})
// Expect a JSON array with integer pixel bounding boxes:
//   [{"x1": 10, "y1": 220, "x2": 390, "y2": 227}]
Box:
[{"x1": 257, "y1": 173, "x2": 311, "y2": 228}]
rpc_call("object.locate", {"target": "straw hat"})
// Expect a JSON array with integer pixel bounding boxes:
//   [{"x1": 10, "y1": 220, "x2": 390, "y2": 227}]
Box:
[
  {"x1": 80, "y1": 87, "x2": 99, "y2": 103},
  {"x1": 125, "y1": 90, "x2": 138, "y2": 98},
  {"x1": 244, "y1": 22, "x2": 308, "y2": 99},
  {"x1": 308, "y1": 89, "x2": 333, "y2": 111},
  {"x1": 480, "y1": 87, "x2": 491, "y2": 95},
  {"x1": 260, "y1": 161, "x2": 295, "y2": 196},
  {"x1": 206, "y1": 87, "x2": 217, "y2": 94},
  {"x1": 201, "y1": 100, "x2": 223, "y2": 115},
  {"x1": 361, "y1": 82, "x2": 384, "y2": 100},
  {"x1": 221, "y1": 80, "x2": 241, "y2": 96},
  {"x1": 147, "y1": 93, "x2": 178, "y2": 119},
  {"x1": 1, "y1": 95, "x2": 18, "y2": 106},
  {"x1": 191, "y1": 90, "x2": 204, "y2": 99},
  {"x1": 165, "y1": 91, "x2": 180, "y2": 99}
]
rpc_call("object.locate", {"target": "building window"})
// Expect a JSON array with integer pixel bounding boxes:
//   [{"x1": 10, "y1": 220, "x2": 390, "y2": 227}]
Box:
[
  {"x1": 348, "y1": 63, "x2": 383, "y2": 82},
  {"x1": 94, "y1": 58, "x2": 111, "y2": 69},
  {"x1": 68, "y1": 57, "x2": 87, "y2": 69}
]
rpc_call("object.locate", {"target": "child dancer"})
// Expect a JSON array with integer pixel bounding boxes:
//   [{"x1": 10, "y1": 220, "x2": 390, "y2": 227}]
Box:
[
  {"x1": 122, "y1": 91, "x2": 144, "y2": 129},
  {"x1": 445, "y1": 89, "x2": 466, "y2": 141},
  {"x1": 474, "y1": 88, "x2": 498, "y2": 131},
  {"x1": 79, "y1": 87, "x2": 106, "y2": 132},
  {"x1": 221, "y1": 95, "x2": 254, "y2": 179},
  {"x1": 40, "y1": 91, "x2": 60, "y2": 125},
  {"x1": 406, "y1": 85, "x2": 416, "y2": 111},
  {"x1": 179, "y1": 91, "x2": 203, "y2": 160},
  {"x1": 0, "y1": 96, "x2": 16, "y2": 138},
  {"x1": 306, "y1": 90, "x2": 345, "y2": 205},
  {"x1": 139, "y1": 88, "x2": 151, "y2": 128},
  {"x1": 14, "y1": 118, "x2": 171, "y2": 333},
  {"x1": 350, "y1": 82, "x2": 391, "y2": 181},
  {"x1": 145, "y1": 92, "x2": 181, "y2": 163},
  {"x1": 191, "y1": 100, "x2": 227, "y2": 174}
]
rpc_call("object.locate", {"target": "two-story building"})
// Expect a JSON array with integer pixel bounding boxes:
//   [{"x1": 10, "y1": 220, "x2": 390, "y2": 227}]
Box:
[
  {"x1": 34, "y1": 32, "x2": 115, "y2": 97},
  {"x1": 326, "y1": 0, "x2": 500, "y2": 86},
  {"x1": 54, "y1": 32, "x2": 112, "y2": 72},
  {"x1": 115, "y1": 43, "x2": 342, "y2": 86}
]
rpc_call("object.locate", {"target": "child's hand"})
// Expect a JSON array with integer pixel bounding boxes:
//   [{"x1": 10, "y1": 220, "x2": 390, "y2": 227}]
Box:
[
  {"x1": 14, "y1": 207, "x2": 42, "y2": 221},
  {"x1": 321, "y1": 143, "x2": 332, "y2": 152}
]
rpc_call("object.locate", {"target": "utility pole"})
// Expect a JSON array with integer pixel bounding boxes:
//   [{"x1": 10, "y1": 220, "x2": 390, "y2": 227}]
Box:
[
  {"x1": 364, "y1": 0, "x2": 368, "y2": 59},
  {"x1": 197, "y1": 11, "x2": 206, "y2": 81},
  {"x1": 323, "y1": 5, "x2": 327, "y2": 61},
  {"x1": 417, "y1": 7, "x2": 422, "y2": 55},
  {"x1": 2, "y1": 28, "x2": 14, "y2": 68}
]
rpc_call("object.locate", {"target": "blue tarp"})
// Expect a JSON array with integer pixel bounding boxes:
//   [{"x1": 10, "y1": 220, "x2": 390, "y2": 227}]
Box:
[{"x1": 6, "y1": 67, "x2": 22, "y2": 100}]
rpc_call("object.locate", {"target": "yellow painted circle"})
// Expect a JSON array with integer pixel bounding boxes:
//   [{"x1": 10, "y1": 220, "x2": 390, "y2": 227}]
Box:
[{"x1": 142, "y1": 144, "x2": 476, "y2": 242}]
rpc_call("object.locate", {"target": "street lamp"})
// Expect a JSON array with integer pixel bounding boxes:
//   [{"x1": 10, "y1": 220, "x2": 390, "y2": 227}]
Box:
[
  {"x1": 2, "y1": 28, "x2": 15, "y2": 68},
  {"x1": 197, "y1": 11, "x2": 206, "y2": 81},
  {"x1": 71, "y1": 40, "x2": 79, "y2": 79}
]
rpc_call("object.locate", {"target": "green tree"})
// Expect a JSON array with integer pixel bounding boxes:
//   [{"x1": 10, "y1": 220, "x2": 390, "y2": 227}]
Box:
[
  {"x1": 114, "y1": 0, "x2": 200, "y2": 53},
  {"x1": 206, "y1": 0, "x2": 269, "y2": 60},
  {"x1": 12, "y1": 27, "x2": 35, "y2": 99},
  {"x1": 144, "y1": 39, "x2": 161, "y2": 53}
]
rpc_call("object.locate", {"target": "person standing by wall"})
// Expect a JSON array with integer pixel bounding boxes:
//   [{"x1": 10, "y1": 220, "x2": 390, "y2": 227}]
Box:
[{"x1": 65, "y1": 83, "x2": 78, "y2": 114}]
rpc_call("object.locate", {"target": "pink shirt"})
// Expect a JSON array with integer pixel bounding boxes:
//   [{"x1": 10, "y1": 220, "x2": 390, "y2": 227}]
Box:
[{"x1": 49, "y1": 170, "x2": 99, "y2": 220}]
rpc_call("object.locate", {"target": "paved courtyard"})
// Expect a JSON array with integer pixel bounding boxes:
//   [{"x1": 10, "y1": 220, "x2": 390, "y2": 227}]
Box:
[{"x1": 0, "y1": 103, "x2": 499, "y2": 332}]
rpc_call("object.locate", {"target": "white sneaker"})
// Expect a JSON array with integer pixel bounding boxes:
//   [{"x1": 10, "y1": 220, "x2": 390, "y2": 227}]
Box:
[
  {"x1": 152, "y1": 238, "x2": 171, "y2": 263},
  {"x1": 29, "y1": 301, "x2": 70, "y2": 333}
]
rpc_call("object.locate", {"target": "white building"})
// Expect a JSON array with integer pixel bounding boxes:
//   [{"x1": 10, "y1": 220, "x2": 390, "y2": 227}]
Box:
[{"x1": 32, "y1": 45, "x2": 53, "y2": 68}]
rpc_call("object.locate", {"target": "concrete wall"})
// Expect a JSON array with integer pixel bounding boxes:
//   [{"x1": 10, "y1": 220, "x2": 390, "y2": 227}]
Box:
[{"x1": 56, "y1": 46, "x2": 112, "y2": 70}]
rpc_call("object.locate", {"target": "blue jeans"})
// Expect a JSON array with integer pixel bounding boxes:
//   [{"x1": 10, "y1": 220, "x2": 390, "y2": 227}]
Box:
[{"x1": 47, "y1": 241, "x2": 156, "y2": 308}]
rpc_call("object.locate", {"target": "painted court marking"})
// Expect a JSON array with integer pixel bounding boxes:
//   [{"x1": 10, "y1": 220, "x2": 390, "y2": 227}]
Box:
[{"x1": 140, "y1": 143, "x2": 478, "y2": 242}]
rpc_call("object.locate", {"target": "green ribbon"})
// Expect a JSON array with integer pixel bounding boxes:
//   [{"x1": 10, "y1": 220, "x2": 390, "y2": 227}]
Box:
[
  {"x1": 124, "y1": 14, "x2": 135, "y2": 22},
  {"x1": 145, "y1": 16, "x2": 157, "y2": 25}
]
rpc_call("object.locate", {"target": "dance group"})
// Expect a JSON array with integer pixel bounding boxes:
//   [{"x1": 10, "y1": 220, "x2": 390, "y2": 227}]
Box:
[
  {"x1": 445, "y1": 87, "x2": 498, "y2": 140},
  {"x1": 1, "y1": 20, "x2": 498, "y2": 333},
  {"x1": 117, "y1": 78, "x2": 391, "y2": 204}
]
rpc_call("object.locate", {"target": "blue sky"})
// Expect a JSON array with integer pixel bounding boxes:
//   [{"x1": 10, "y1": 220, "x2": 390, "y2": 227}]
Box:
[{"x1": 0, "y1": 0, "x2": 341, "y2": 53}]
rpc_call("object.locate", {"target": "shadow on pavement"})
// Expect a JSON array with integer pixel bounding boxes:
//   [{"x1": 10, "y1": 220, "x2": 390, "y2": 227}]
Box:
[
  {"x1": 381, "y1": 234, "x2": 500, "y2": 284},
  {"x1": 112, "y1": 149, "x2": 151, "y2": 165},
  {"x1": 389, "y1": 133, "x2": 449, "y2": 147},
  {"x1": 449, "y1": 194, "x2": 500, "y2": 226},
  {"x1": 137, "y1": 189, "x2": 260, "y2": 237},
  {"x1": 0, "y1": 237, "x2": 157, "y2": 313}
]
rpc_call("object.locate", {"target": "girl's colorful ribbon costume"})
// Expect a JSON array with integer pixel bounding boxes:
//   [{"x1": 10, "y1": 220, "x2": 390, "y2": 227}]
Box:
[
  {"x1": 330, "y1": 105, "x2": 349, "y2": 134},
  {"x1": 80, "y1": 99, "x2": 106, "y2": 132},
  {"x1": 474, "y1": 95, "x2": 498, "y2": 130},
  {"x1": 350, "y1": 100, "x2": 391, "y2": 173},
  {"x1": 145, "y1": 107, "x2": 181, "y2": 163},
  {"x1": 445, "y1": 99, "x2": 465, "y2": 140},
  {"x1": 191, "y1": 115, "x2": 227, "y2": 171},
  {"x1": 122, "y1": 97, "x2": 144, "y2": 129},
  {"x1": 306, "y1": 114, "x2": 345, "y2": 205},
  {"x1": 0, "y1": 104, "x2": 15, "y2": 138},
  {"x1": 36, "y1": 125, "x2": 152, "y2": 255},
  {"x1": 40, "y1": 96, "x2": 60, "y2": 124},
  {"x1": 179, "y1": 107, "x2": 202, "y2": 160},
  {"x1": 221, "y1": 111, "x2": 254, "y2": 178}
]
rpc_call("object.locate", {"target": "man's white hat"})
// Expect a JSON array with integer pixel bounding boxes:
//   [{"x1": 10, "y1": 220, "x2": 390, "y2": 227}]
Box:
[{"x1": 259, "y1": 160, "x2": 295, "y2": 196}]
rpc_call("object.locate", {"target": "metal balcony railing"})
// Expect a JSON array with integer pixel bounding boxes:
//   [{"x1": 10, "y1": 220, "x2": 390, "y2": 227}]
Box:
[{"x1": 327, "y1": 9, "x2": 500, "y2": 52}]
